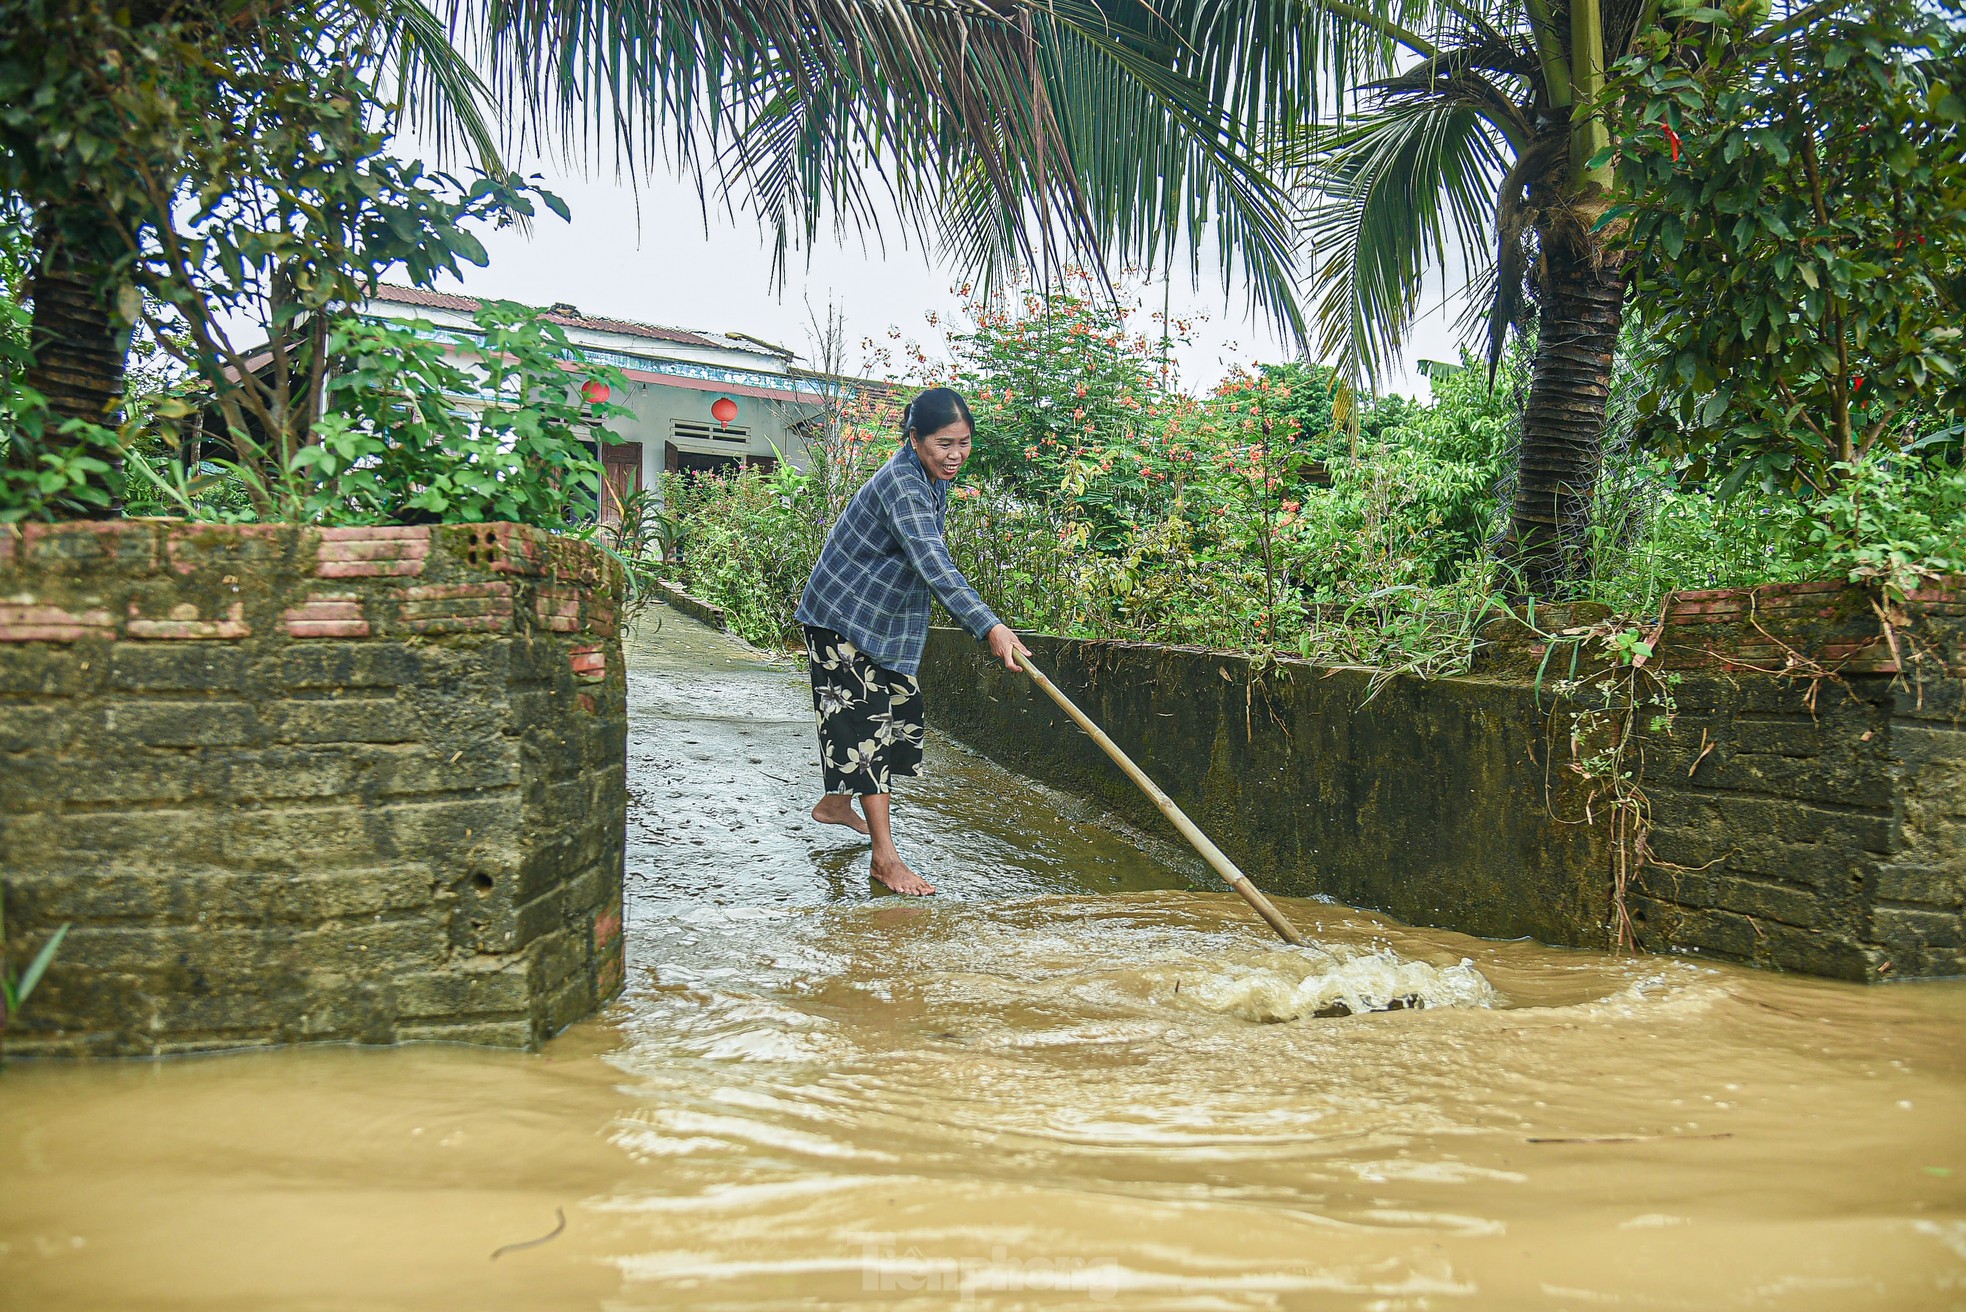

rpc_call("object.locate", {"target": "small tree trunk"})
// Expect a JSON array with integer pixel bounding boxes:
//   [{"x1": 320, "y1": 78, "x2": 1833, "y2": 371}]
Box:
[
  {"x1": 24, "y1": 242, "x2": 126, "y2": 428},
  {"x1": 15, "y1": 213, "x2": 127, "y2": 512},
  {"x1": 1500, "y1": 230, "x2": 1627, "y2": 595}
]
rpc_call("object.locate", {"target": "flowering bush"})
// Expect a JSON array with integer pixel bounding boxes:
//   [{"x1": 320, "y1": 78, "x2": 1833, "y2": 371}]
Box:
[
  {"x1": 673, "y1": 285, "x2": 1523, "y2": 668},
  {"x1": 668, "y1": 277, "x2": 1965, "y2": 673},
  {"x1": 949, "y1": 276, "x2": 1184, "y2": 508}
]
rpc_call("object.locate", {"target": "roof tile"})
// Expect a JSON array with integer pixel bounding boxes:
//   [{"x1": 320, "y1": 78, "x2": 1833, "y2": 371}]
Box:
[{"x1": 367, "y1": 284, "x2": 772, "y2": 356}]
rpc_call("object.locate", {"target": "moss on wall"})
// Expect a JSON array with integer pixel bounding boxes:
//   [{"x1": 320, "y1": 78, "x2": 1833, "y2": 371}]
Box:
[
  {"x1": 924, "y1": 580, "x2": 1966, "y2": 980},
  {"x1": 0, "y1": 521, "x2": 627, "y2": 1056}
]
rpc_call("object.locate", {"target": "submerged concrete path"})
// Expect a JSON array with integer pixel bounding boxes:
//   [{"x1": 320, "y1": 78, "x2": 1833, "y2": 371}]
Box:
[{"x1": 621, "y1": 607, "x2": 1201, "y2": 914}]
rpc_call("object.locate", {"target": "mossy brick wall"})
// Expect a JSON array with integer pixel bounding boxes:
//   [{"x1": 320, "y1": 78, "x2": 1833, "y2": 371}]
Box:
[
  {"x1": 1630, "y1": 581, "x2": 1966, "y2": 980},
  {"x1": 0, "y1": 520, "x2": 627, "y2": 1056},
  {"x1": 923, "y1": 580, "x2": 1966, "y2": 980}
]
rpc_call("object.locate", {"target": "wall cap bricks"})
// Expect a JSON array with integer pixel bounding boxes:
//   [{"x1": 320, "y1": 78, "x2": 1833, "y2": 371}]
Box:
[
  {"x1": 1475, "y1": 577, "x2": 1966, "y2": 679},
  {"x1": 0, "y1": 521, "x2": 626, "y2": 646}
]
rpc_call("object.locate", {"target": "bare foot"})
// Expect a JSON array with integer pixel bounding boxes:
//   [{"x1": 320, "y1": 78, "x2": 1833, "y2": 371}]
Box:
[
  {"x1": 871, "y1": 853, "x2": 936, "y2": 896},
  {"x1": 812, "y1": 795, "x2": 870, "y2": 836}
]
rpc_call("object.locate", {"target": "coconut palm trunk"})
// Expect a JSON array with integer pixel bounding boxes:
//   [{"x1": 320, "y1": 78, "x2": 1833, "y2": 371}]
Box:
[
  {"x1": 1504, "y1": 228, "x2": 1628, "y2": 593},
  {"x1": 1288, "y1": 0, "x2": 1750, "y2": 596}
]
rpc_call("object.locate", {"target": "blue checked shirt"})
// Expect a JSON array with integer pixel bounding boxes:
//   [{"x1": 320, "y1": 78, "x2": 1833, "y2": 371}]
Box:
[{"x1": 796, "y1": 442, "x2": 1002, "y2": 676}]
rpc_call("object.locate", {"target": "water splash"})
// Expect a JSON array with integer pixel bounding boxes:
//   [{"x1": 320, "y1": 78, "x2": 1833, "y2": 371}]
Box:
[
  {"x1": 1152, "y1": 947, "x2": 1501, "y2": 1023},
  {"x1": 878, "y1": 903, "x2": 1504, "y2": 1026}
]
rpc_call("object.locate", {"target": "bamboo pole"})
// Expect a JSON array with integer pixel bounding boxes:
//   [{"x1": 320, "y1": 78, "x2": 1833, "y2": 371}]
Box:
[{"x1": 1008, "y1": 650, "x2": 1308, "y2": 947}]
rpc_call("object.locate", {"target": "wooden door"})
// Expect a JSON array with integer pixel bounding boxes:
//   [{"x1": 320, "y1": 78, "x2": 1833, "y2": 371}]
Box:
[{"x1": 600, "y1": 441, "x2": 643, "y2": 524}]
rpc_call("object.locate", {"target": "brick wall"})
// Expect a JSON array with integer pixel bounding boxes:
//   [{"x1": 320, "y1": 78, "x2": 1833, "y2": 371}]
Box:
[
  {"x1": 1631, "y1": 581, "x2": 1966, "y2": 979},
  {"x1": 924, "y1": 580, "x2": 1966, "y2": 981},
  {"x1": 0, "y1": 521, "x2": 627, "y2": 1056}
]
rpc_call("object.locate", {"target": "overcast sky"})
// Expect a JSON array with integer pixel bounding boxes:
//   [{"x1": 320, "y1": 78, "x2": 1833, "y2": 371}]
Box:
[{"x1": 418, "y1": 151, "x2": 1476, "y2": 400}]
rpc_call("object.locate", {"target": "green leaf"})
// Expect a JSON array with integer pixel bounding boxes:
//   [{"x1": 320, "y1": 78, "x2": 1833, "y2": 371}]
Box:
[
  {"x1": 13, "y1": 923, "x2": 70, "y2": 1005},
  {"x1": 449, "y1": 230, "x2": 489, "y2": 266}
]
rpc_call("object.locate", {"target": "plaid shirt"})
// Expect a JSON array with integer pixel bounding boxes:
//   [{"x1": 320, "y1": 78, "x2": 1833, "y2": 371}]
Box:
[{"x1": 795, "y1": 443, "x2": 1002, "y2": 676}]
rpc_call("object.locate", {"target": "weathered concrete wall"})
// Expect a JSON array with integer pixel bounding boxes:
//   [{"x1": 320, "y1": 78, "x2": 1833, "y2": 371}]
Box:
[
  {"x1": 0, "y1": 521, "x2": 627, "y2": 1056},
  {"x1": 925, "y1": 632, "x2": 1616, "y2": 947},
  {"x1": 923, "y1": 581, "x2": 1966, "y2": 980}
]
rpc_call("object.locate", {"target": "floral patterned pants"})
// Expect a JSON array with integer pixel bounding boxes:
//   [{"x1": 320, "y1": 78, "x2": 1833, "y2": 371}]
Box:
[{"x1": 804, "y1": 625, "x2": 926, "y2": 795}]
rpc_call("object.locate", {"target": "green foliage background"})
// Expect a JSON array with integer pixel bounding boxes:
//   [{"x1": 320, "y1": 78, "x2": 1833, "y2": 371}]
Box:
[
  {"x1": 1606, "y1": 0, "x2": 1966, "y2": 496},
  {"x1": 1, "y1": 0, "x2": 1959, "y2": 672},
  {"x1": 669, "y1": 260, "x2": 1965, "y2": 670}
]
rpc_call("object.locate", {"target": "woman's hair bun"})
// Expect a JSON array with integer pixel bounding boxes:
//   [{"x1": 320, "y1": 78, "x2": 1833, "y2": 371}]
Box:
[{"x1": 901, "y1": 387, "x2": 974, "y2": 442}]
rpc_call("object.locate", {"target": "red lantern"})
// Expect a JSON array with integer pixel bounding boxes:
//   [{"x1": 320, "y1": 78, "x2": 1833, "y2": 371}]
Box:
[
  {"x1": 711, "y1": 396, "x2": 738, "y2": 427},
  {"x1": 580, "y1": 379, "x2": 611, "y2": 405}
]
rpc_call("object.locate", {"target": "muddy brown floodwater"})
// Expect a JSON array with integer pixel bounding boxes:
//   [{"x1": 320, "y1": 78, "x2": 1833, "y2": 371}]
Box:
[{"x1": 5, "y1": 610, "x2": 1965, "y2": 1311}]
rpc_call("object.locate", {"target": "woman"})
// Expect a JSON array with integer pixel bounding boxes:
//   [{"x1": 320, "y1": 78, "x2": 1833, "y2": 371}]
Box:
[{"x1": 795, "y1": 386, "x2": 1030, "y2": 895}]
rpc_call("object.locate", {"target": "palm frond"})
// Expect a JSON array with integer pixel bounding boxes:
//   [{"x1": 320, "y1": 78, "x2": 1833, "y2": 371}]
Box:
[
  {"x1": 1471, "y1": 133, "x2": 1561, "y2": 380},
  {"x1": 379, "y1": 0, "x2": 505, "y2": 174},
  {"x1": 931, "y1": 157, "x2": 1026, "y2": 294},
  {"x1": 427, "y1": 0, "x2": 1498, "y2": 349},
  {"x1": 914, "y1": 6, "x2": 1315, "y2": 343},
  {"x1": 1292, "y1": 97, "x2": 1508, "y2": 384}
]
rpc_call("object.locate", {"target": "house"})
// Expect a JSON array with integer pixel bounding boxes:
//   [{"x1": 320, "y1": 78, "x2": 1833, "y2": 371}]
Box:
[{"x1": 362, "y1": 285, "x2": 870, "y2": 521}]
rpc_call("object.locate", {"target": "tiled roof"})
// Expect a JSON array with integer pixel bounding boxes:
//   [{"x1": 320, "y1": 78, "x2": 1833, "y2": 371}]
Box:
[
  {"x1": 370, "y1": 284, "x2": 480, "y2": 314},
  {"x1": 367, "y1": 284, "x2": 784, "y2": 357}
]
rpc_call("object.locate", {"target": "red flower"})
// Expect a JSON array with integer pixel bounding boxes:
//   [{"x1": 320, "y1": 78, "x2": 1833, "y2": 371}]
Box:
[{"x1": 1660, "y1": 120, "x2": 1681, "y2": 162}]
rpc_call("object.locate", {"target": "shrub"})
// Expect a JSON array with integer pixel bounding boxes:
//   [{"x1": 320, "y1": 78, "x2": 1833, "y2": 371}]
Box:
[
  {"x1": 664, "y1": 463, "x2": 825, "y2": 650},
  {"x1": 664, "y1": 272, "x2": 1962, "y2": 678},
  {"x1": 294, "y1": 304, "x2": 629, "y2": 527},
  {"x1": 1607, "y1": 0, "x2": 1966, "y2": 496}
]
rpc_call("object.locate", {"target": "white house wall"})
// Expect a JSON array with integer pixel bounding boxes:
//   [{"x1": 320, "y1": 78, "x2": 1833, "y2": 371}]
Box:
[
  {"x1": 360, "y1": 294, "x2": 858, "y2": 502},
  {"x1": 608, "y1": 378, "x2": 827, "y2": 497}
]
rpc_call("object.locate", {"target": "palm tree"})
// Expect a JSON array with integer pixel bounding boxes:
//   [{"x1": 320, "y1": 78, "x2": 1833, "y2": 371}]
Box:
[
  {"x1": 2, "y1": 0, "x2": 1318, "y2": 504},
  {"x1": 1290, "y1": 0, "x2": 1823, "y2": 593}
]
